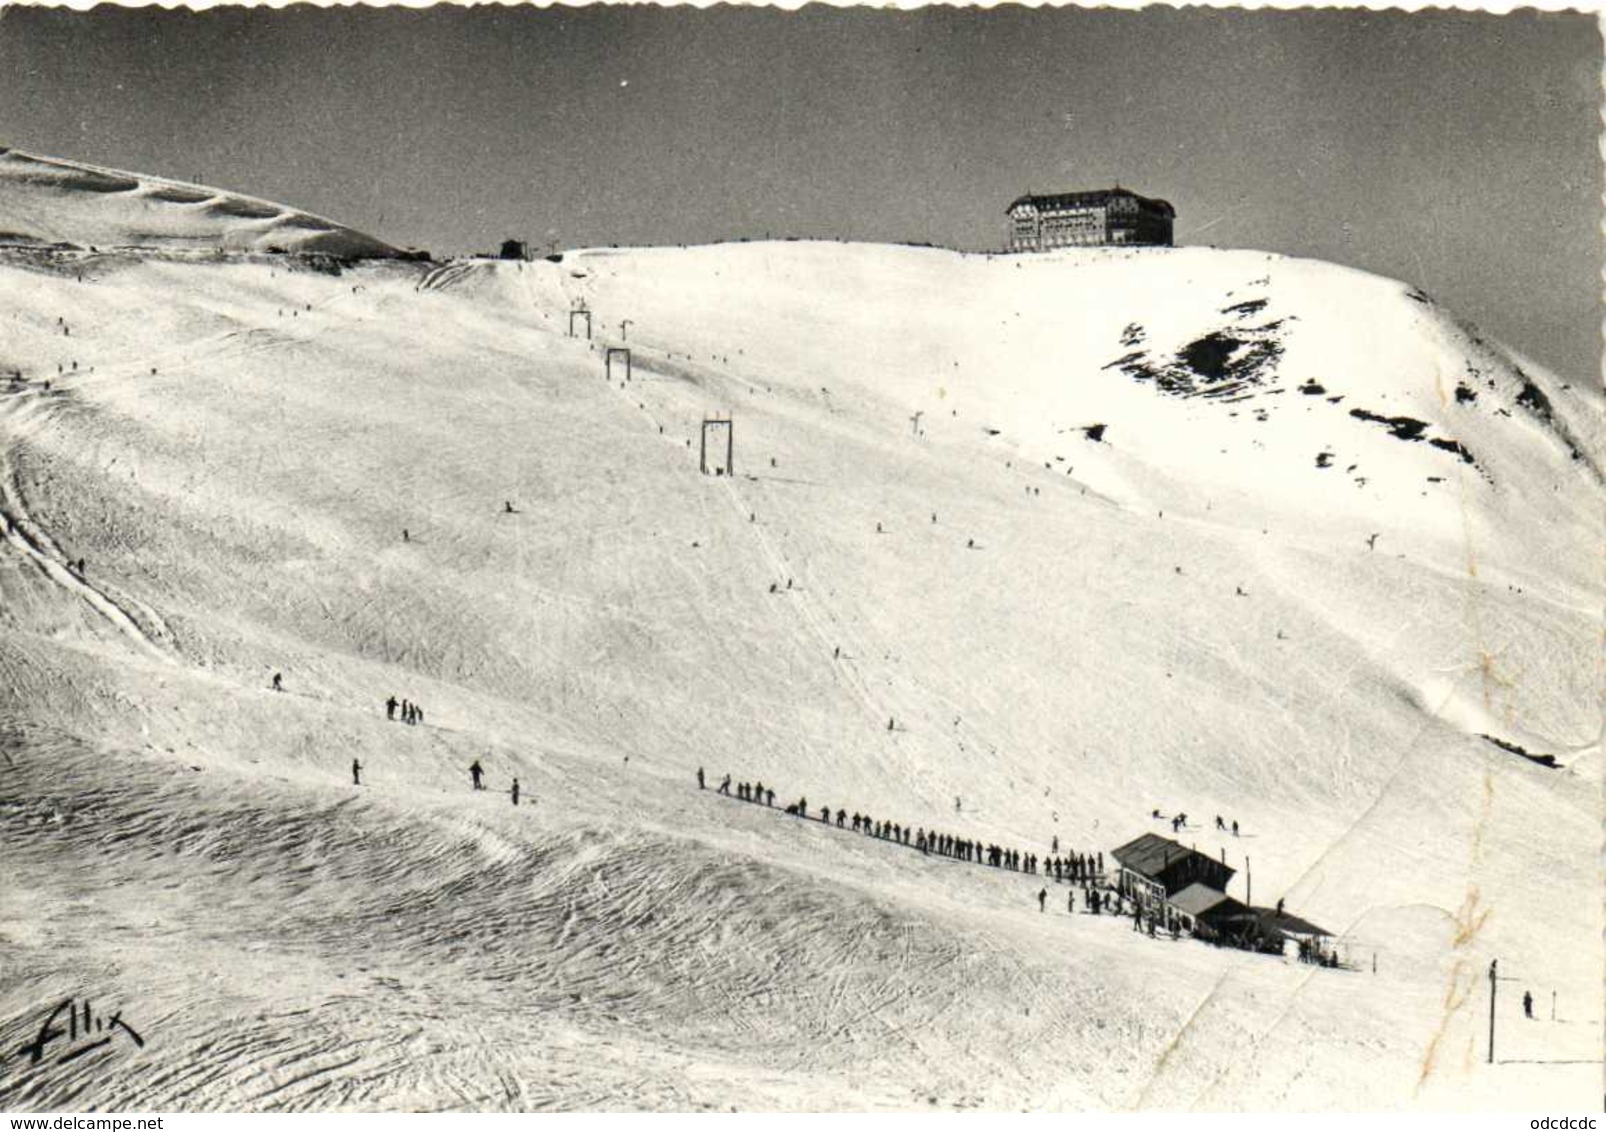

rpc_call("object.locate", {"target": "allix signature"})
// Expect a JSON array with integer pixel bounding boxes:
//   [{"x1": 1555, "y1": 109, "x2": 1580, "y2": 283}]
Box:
[{"x1": 18, "y1": 998, "x2": 146, "y2": 1067}]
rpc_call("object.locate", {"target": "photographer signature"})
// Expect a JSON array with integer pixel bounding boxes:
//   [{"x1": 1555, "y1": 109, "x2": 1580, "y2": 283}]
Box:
[{"x1": 18, "y1": 998, "x2": 146, "y2": 1067}]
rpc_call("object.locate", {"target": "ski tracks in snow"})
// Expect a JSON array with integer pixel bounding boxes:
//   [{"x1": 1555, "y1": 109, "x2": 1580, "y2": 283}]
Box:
[{"x1": 0, "y1": 389, "x2": 175, "y2": 665}]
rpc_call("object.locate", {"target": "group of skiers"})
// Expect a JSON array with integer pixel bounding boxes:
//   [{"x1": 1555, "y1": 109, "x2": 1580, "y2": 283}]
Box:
[
  {"x1": 349, "y1": 752, "x2": 523, "y2": 807},
  {"x1": 1154, "y1": 809, "x2": 1242, "y2": 837},
  {"x1": 1037, "y1": 882, "x2": 1131, "y2": 918},
  {"x1": 385, "y1": 696, "x2": 425, "y2": 725},
  {"x1": 1297, "y1": 937, "x2": 1340, "y2": 967},
  {"x1": 468, "y1": 758, "x2": 522, "y2": 806}
]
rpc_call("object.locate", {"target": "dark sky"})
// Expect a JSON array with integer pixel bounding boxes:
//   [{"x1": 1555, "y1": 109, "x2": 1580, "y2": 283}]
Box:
[{"x1": 1, "y1": 6, "x2": 1598, "y2": 381}]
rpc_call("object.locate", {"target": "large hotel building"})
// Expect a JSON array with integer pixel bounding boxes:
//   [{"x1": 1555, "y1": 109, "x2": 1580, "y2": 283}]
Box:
[{"x1": 1006, "y1": 188, "x2": 1176, "y2": 251}]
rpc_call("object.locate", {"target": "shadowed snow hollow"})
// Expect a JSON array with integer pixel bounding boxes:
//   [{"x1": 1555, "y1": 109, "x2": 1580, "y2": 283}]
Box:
[{"x1": 0, "y1": 146, "x2": 398, "y2": 258}]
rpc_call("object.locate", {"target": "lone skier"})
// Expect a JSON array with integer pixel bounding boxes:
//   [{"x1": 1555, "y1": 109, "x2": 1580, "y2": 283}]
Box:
[
  {"x1": 470, "y1": 760, "x2": 485, "y2": 790},
  {"x1": 1523, "y1": 990, "x2": 1534, "y2": 1019},
  {"x1": 271, "y1": 672, "x2": 283, "y2": 692},
  {"x1": 1038, "y1": 888, "x2": 1047, "y2": 913},
  {"x1": 697, "y1": 766, "x2": 705, "y2": 789},
  {"x1": 510, "y1": 778, "x2": 521, "y2": 806},
  {"x1": 352, "y1": 758, "x2": 362, "y2": 786}
]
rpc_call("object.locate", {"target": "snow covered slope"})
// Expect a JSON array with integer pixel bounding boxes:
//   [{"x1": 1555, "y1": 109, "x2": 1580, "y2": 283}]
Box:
[
  {"x1": 0, "y1": 147, "x2": 397, "y2": 258},
  {"x1": 0, "y1": 228, "x2": 1597, "y2": 1110}
]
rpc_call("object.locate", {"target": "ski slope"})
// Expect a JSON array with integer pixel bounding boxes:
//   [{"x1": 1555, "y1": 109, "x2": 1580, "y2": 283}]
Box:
[{"x1": 0, "y1": 172, "x2": 1598, "y2": 1110}]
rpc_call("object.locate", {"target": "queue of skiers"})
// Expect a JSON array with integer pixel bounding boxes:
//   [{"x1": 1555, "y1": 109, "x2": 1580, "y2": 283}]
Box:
[
  {"x1": 699, "y1": 766, "x2": 1104, "y2": 886},
  {"x1": 697, "y1": 769, "x2": 1217, "y2": 931}
]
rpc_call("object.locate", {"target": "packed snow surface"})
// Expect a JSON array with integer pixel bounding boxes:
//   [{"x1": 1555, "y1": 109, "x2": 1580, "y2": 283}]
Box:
[{"x1": 0, "y1": 213, "x2": 1598, "y2": 1110}]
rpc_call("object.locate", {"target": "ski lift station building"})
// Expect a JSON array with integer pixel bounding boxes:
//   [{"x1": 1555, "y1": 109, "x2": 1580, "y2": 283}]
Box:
[{"x1": 1111, "y1": 832, "x2": 1235, "y2": 912}]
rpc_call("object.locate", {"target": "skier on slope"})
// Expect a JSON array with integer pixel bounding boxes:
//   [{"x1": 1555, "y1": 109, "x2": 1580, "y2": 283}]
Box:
[
  {"x1": 470, "y1": 760, "x2": 485, "y2": 790},
  {"x1": 1038, "y1": 888, "x2": 1047, "y2": 913},
  {"x1": 510, "y1": 778, "x2": 520, "y2": 806}
]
